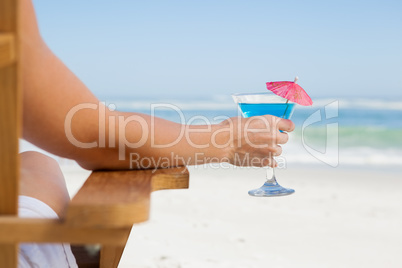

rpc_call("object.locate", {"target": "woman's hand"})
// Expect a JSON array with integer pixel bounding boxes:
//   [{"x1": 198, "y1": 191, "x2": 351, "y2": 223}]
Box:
[{"x1": 219, "y1": 115, "x2": 295, "y2": 167}]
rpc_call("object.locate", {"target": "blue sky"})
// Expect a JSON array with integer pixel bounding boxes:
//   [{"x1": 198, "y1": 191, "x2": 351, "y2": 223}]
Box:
[{"x1": 34, "y1": 0, "x2": 402, "y2": 99}]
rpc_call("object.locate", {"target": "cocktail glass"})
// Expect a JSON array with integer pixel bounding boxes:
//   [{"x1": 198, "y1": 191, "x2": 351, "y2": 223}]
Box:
[{"x1": 232, "y1": 92, "x2": 296, "y2": 197}]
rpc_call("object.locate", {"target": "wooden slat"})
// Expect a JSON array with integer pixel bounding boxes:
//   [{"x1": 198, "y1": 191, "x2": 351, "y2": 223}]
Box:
[
  {"x1": 0, "y1": 244, "x2": 17, "y2": 268},
  {"x1": 151, "y1": 167, "x2": 189, "y2": 191},
  {"x1": 0, "y1": 1, "x2": 20, "y2": 217},
  {"x1": 0, "y1": 51, "x2": 19, "y2": 268},
  {"x1": 0, "y1": 59, "x2": 19, "y2": 216},
  {"x1": 65, "y1": 167, "x2": 189, "y2": 228},
  {"x1": 0, "y1": 0, "x2": 20, "y2": 212},
  {"x1": 0, "y1": 217, "x2": 132, "y2": 245},
  {"x1": 0, "y1": 0, "x2": 19, "y2": 266},
  {"x1": 100, "y1": 243, "x2": 130, "y2": 268},
  {"x1": 0, "y1": 34, "x2": 15, "y2": 68},
  {"x1": 0, "y1": 0, "x2": 17, "y2": 31}
]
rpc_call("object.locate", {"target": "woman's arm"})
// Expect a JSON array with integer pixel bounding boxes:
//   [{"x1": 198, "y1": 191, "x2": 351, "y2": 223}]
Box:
[{"x1": 20, "y1": 0, "x2": 294, "y2": 170}]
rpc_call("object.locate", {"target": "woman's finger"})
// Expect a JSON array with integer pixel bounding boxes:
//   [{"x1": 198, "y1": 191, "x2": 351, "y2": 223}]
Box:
[
  {"x1": 278, "y1": 118, "x2": 295, "y2": 132},
  {"x1": 276, "y1": 131, "x2": 289, "y2": 144}
]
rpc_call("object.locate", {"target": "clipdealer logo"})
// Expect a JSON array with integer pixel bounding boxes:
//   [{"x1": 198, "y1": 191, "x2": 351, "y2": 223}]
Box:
[
  {"x1": 63, "y1": 101, "x2": 338, "y2": 168},
  {"x1": 302, "y1": 101, "x2": 339, "y2": 167}
]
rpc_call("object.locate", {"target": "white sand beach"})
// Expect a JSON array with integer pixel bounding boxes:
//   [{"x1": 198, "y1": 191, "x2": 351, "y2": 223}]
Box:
[{"x1": 62, "y1": 164, "x2": 402, "y2": 268}]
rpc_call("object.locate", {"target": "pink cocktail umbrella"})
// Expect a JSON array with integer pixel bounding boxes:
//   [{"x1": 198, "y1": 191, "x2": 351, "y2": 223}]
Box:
[{"x1": 266, "y1": 77, "x2": 313, "y2": 106}]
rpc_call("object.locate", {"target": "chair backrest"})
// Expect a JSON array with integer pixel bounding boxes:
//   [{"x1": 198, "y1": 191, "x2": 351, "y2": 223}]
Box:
[{"x1": 0, "y1": 0, "x2": 20, "y2": 265}]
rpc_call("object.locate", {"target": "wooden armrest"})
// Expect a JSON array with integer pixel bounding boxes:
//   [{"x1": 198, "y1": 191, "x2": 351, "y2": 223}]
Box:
[{"x1": 65, "y1": 166, "x2": 189, "y2": 228}]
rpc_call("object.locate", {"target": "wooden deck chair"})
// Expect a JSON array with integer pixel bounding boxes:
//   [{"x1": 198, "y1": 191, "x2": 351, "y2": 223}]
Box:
[{"x1": 0, "y1": 0, "x2": 189, "y2": 267}]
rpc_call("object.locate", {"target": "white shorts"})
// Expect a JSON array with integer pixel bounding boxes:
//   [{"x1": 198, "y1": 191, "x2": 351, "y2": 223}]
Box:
[{"x1": 18, "y1": 195, "x2": 78, "y2": 268}]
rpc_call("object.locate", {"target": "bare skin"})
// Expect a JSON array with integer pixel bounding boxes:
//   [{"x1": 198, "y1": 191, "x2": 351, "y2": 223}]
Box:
[
  {"x1": 20, "y1": 151, "x2": 70, "y2": 218},
  {"x1": 17, "y1": 0, "x2": 295, "y2": 213},
  {"x1": 19, "y1": 0, "x2": 294, "y2": 172}
]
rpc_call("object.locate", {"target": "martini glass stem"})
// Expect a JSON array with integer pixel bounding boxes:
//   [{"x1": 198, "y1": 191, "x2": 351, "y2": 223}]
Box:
[{"x1": 266, "y1": 167, "x2": 278, "y2": 185}]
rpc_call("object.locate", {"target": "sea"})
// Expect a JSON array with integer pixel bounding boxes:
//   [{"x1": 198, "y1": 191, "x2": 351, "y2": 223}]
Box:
[
  {"x1": 20, "y1": 94, "x2": 402, "y2": 169},
  {"x1": 100, "y1": 94, "x2": 402, "y2": 169}
]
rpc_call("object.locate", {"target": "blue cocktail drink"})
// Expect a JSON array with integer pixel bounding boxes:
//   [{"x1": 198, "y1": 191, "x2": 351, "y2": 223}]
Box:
[
  {"x1": 238, "y1": 103, "x2": 295, "y2": 119},
  {"x1": 232, "y1": 92, "x2": 295, "y2": 197}
]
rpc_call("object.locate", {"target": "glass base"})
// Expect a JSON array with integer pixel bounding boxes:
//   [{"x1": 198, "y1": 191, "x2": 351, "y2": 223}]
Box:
[{"x1": 248, "y1": 181, "x2": 295, "y2": 197}]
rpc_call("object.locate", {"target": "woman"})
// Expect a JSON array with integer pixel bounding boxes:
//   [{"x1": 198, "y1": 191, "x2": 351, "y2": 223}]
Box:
[{"x1": 18, "y1": 0, "x2": 294, "y2": 266}]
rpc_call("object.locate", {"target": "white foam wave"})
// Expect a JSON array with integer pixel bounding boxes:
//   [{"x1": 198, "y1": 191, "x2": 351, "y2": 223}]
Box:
[
  {"x1": 284, "y1": 143, "x2": 402, "y2": 167},
  {"x1": 311, "y1": 98, "x2": 402, "y2": 111}
]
